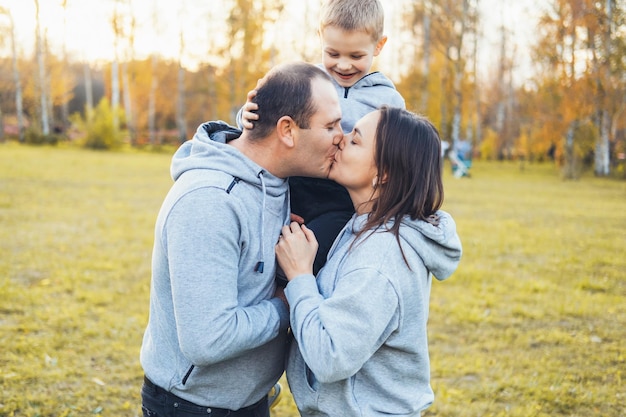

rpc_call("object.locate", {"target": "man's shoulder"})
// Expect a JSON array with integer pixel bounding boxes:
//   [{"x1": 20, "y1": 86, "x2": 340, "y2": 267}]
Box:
[{"x1": 175, "y1": 169, "x2": 240, "y2": 192}]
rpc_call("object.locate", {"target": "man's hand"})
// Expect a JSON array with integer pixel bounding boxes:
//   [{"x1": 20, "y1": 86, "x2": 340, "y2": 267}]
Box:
[
  {"x1": 290, "y1": 213, "x2": 305, "y2": 224},
  {"x1": 274, "y1": 285, "x2": 289, "y2": 309}
]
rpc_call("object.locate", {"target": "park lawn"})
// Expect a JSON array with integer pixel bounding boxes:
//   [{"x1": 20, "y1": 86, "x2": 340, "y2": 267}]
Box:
[{"x1": 0, "y1": 143, "x2": 624, "y2": 416}]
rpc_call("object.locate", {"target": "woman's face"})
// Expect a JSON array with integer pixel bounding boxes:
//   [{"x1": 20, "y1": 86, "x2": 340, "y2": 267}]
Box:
[{"x1": 329, "y1": 110, "x2": 380, "y2": 195}]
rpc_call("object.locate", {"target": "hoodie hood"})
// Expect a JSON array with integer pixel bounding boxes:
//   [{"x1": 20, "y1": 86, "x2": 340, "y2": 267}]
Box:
[
  {"x1": 169, "y1": 120, "x2": 289, "y2": 273},
  {"x1": 170, "y1": 121, "x2": 287, "y2": 197},
  {"x1": 397, "y1": 210, "x2": 462, "y2": 281},
  {"x1": 316, "y1": 64, "x2": 406, "y2": 133}
]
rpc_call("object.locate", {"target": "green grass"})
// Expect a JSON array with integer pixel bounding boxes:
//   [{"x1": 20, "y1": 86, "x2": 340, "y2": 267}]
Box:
[{"x1": 1, "y1": 143, "x2": 624, "y2": 416}]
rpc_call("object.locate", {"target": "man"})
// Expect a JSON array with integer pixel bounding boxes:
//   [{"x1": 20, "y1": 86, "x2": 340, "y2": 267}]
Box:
[{"x1": 140, "y1": 62, "x2": 343, "y2": 417}]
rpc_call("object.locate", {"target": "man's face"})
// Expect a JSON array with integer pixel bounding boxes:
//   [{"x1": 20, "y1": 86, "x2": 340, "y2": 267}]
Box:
[{"x1": 293, "y1": 77, "x2": 343, "y2": 178}]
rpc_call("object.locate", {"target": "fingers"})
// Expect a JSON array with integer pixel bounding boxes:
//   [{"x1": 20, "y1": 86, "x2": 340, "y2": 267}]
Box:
[
  {"x1": 301, "y1": 224, "x2": 316, "y2": 242},
  {"x1": 290, "y1": 213, "x2": 305, "y2": 224},
  {"x1": 246, "y1": 88, "x2": 258, "y2": 101},
  {"x1": 280, "y1": 222, "x2": 317, "y2": 244}
]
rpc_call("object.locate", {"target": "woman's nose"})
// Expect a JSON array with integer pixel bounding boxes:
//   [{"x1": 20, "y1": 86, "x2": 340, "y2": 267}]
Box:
[{"x1": 337, "y1": 136, "x2": 346, "y2": 150}]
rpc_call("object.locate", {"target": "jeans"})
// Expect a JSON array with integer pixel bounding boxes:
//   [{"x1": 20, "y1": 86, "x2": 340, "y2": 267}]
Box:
[{"x1": 141, "y1": 377, "x2": 269, "y2": 417}]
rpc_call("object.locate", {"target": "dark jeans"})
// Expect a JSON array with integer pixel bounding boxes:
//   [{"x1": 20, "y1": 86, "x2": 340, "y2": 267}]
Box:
[{"x1": 141, "y1": 377, "x2": 269, "y2": 417}]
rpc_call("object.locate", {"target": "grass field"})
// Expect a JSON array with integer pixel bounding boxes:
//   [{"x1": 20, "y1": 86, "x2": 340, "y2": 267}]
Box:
[{"x1": 1, "y1": 143, "x2": 624, "y2": 417}]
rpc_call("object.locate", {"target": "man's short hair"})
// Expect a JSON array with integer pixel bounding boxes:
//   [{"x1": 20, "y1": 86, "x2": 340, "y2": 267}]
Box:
[
  {"x1": 320, "y1": 0, "x2": 385, "y2": 42},
  {"x1": 248, "y1": 62, "x2": 332, "y2": 140}
]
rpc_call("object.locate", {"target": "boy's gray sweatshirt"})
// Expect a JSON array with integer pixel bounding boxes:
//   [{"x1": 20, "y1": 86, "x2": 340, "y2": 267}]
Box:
[
  {"x1": 140, "y1": 121, "x2": 290, "y2": 409},
  {"x1": 323, "y1": 67, "x2": 406, "y2": 133},
  {"x1": 285, "y1": 211, "x2": 462, "y2": 417}
]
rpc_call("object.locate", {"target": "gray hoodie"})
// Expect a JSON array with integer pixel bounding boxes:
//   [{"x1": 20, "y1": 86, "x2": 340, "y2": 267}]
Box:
[
  {"x1": 140, "y1": 121, "x2": 290, "y2": 409},
  {"x1": 285, "y1": 211, "x2": 462, "y2": 417},
  {"x1": 326, "y1": 68, "x2": 406, "y2": 134}
]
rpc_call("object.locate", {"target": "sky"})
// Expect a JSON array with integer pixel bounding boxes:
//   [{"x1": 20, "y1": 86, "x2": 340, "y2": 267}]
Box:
[{"x1": 0, "y1": 0, "x2": 542, "y2": 85}]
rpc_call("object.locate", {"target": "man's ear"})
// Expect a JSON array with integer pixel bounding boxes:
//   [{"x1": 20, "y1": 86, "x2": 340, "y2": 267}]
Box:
[
  {"x1": 374, "y1": 35, "x2": 388, "y2": 56},
  {"x1": 277, "y1": 116, "x2": 296, "y2": 148}
]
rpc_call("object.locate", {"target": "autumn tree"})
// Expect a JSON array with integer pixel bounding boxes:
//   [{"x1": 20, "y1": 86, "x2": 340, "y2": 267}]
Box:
[
  {"x1": 531, "y1": 0, "x2": 625, "y2": 176},
  {"x1": 0, "y1": 6, "x2": 24, "y2": 142},
  {"x1": 34, "y1": 0, "x2": 50, "y2": 135},
  {"x1": 220, "y1": 0, "x2": 285, "y2": 122},
  {"x1": 398, "y1": 0, "x2": 479, "y2": 152}
]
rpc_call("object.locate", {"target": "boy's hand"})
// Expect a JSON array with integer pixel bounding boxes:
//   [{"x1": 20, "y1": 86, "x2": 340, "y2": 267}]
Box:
[{"x1": 242, "y1": 88, "x2": 259, "y2": 130}]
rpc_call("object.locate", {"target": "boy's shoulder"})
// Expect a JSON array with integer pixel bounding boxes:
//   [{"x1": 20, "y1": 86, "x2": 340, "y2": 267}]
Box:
[
  {"x1": 351, "y1": 72, "x2": 405, "y2": 107},
  {"x1": 359, "y1": 71, "x2": 397, "y2": 88}
]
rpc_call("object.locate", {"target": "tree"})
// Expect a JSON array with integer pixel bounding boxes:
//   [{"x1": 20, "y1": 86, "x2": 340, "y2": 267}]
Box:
[
  {"x1": 530, "y1": 0, "x2": 625, "y2": 176},
  {"x1": 60, "y1": 0, "x2": 70, "y2": 132},
  {"x1": 120, "y1": 0, "x2": 137, "y2": 145},
  {"x1": 34, "y1": 0, "x2": 50, "y2": 135},
  {"x1": 110, "y1": 0, "x2": 122, "y2": 133},
  {"x1": 222, "y1": 0, "x2": 285, "y2": 121},
  {"x1": 176, "y1": 2, "x2": 187, "y2": 144},
  {"x1": 0, "y1": 6, "x2": 24, "y2": 142}
]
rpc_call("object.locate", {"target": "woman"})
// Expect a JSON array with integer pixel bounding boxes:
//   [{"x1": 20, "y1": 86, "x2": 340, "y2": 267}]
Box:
[{"x1": 275, "y1": 107, "x2": 462, "y2": 417}]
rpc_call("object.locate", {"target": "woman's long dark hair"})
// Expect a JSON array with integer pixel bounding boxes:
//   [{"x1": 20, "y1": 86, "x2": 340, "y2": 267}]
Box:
[{"x1": 355, "y1": 107, "x2": 444, "y2": 261}]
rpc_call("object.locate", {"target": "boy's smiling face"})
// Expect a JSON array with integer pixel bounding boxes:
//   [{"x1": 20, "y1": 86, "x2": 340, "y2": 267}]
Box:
[{"x1": 320, "y1": 25, "x2": 387, "y2": 88}]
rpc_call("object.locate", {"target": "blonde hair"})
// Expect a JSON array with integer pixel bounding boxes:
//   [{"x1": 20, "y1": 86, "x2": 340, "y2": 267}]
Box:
[{"x1": 320, "y1": 0, "x2": 385, "y2": 41}]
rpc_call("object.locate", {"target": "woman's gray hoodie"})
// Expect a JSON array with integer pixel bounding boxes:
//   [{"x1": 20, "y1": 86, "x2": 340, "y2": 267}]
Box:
[
  {"x1": 140, "y1": 121, "x2": 290, "y2": 409},
  {"x1": 285, "y1": 211, "x2": 462, "y2": 417}
]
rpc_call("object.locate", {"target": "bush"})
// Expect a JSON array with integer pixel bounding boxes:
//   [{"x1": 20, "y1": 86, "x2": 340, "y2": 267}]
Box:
[
  {"x1": 24, "y1": 127, "x2": 61, "y2": 145},
  {"x1": 72, "y1": 98, "x2": 124, "y2": 150}
]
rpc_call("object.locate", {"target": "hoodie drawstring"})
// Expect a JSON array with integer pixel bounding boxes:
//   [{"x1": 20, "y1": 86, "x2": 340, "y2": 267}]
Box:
[{"x1": 254, "y1": 171, "x2": 267, "y2": 273}]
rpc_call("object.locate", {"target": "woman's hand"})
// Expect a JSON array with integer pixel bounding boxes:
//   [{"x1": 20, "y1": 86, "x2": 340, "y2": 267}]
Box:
[{"x1": 275, "y1": 222, "x2": 318, "y2": 281}]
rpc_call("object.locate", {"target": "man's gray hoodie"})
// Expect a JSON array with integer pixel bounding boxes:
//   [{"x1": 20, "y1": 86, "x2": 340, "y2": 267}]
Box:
[
  {"x1": 285, "y1": 211, "x2": 462, "y2": 417},
  {"x1": 140, "y1": 121, "x2": 290, "y2": 409}
]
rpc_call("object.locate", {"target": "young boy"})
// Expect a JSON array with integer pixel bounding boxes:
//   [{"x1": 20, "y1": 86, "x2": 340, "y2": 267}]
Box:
[{"x1": 240, "y1": 0, "x2": 405, "y2": 276}]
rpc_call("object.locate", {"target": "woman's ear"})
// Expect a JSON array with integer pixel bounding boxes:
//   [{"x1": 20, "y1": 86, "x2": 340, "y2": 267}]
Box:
[{"x1": 277, "y1": 116, "x2": 296, "y2": 148}]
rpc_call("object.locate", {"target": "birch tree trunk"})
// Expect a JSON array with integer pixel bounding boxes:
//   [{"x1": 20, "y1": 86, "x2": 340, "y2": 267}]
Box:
[
  {"x1": 176, "y1": 28, "x2": 187, "y2": 144},
  {"x1": 148, "y1": 53, "x2": 158, "y2": 145},
  {"x1": 111, "y1": 0, "x2": 122, "y2": 133},
  {"x1": 148, "y1": 0, "x2": 159, "y2": 145},
  {"x1": 594, "y1": 0, "x2": 613, "y2": 176},
  {"x1": 7, "y1": 9, "x2": 25, "y2": 143},
  {"x1": 122, "y1": 0, "x2": 137, "y2": 145},
  {"x1": 472, "y1": 0, "x2": 481, "y2": 148},
  {"x1": 450, "y1": 0, "x2": 469, "y2": 148},
  {"x1": 84, "y1": 62, "x2": 94, "y2": 115},
  {"x1": 61, "y1": 0, "x2": 69, "y2": 133},
  {"x1": 420, "y1": 2, "x2": 431, "y2": 112},
  {"x1": 34, "y1": 0, "x2": 50, "y2": 136}
]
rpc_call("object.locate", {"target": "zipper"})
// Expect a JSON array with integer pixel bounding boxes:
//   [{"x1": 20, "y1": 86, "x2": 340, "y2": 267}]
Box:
[{"x1": 182, "y1": 365, "x2": 195, "y2": 385}]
